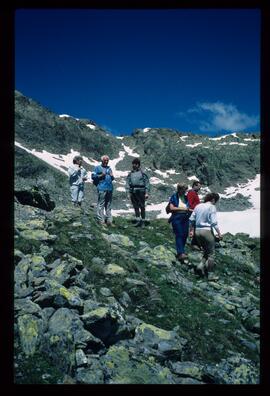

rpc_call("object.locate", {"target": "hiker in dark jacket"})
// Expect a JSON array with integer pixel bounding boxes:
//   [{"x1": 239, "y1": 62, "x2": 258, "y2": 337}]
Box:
[
  {"x1": 168, "y1": 183, "x2": 190, "y2": 262},
  {"x1": 187, "y1": 180, "x2": 201, "y2": 249},
  {"x1": 126, "y1": 158, "x2": 150, "y2": 227},
  {"x1": 91, "y1": 155, "x2": 115, "y2": 226}
]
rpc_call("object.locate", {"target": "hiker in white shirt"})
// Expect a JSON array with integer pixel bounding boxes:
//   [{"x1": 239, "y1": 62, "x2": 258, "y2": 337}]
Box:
[
  {"x1": 68, "y1": 155, "x2": 88, "y2": 207},
  {"x1": 189, "y1": 192, "x2": 222, "y2": 277}
]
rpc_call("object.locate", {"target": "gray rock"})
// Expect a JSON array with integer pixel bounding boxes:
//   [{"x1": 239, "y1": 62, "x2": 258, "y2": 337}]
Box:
[
  {"x1": 38, "y1": 244, "x2": 53, "y2": 257},
  {"x1": 41, "y1": 307, "x2": 103, "y2": 372},
  {"x1": 17, "y1": 313, "x2": 46, "y2": 356},
  {"x1": 15, "y1": 298, "x2": 43, "y2": 317},
  {"x1": 119, "y1": 291, "x2": 132, "y2": 307},
  {"x1": 42, "y1": 307, "x2": 56, "y2": 322},
  {"x1": 203, "y1": 353, "x2": 259, "y2": 384},
  {"x1": 15, "y1": 256, "x2": 31, "y2": 286},
  {"x1": 102, "y1": 232, "x2": 135, "y2": 247},
  {"x1": 15, "y1": 285, "x2": 34, "y2": 299},
  {"x1": 91, "y1": 257, "x2": 105, "y2": 266},
  {"x1": 48, "y1": 307, "x2": 83, "y2": 334},
  {"x1": 83, "y1": 299, "x2": 100, "y2": 314},
  {"x1": 126, "y1": 278, "x2": 146, "y2": 286},
  {"x1": 75, "y1": 349, "x2": 88, "y2": 367},
  {"x1": 239, "y1": 339, "x2": 258, "y2": 352},
  {"x1": 76, "y1": 367, "x2": 104, "y2": 384},
  {"x1": 99, "y1": 288, "x2": 113, "y2": 297},
  {"x1": 134, "y1": 322, "x2": 184, "y2": 361},
  {"x1": 168, "y1": 361, "x2": 204, "y2": 380}
]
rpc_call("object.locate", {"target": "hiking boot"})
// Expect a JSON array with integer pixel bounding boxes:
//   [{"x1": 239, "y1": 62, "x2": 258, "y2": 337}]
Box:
[
  {"x1": 176, "y1": 253, "x2": 188, "y2": 263},
  {"x1": 134, "y1": 220, "x2": 142, "y2": 227},
  {"x1": 132, "y1": 218, "x2": 141, "y2": 224},
  {"x1": 207, "y1": 274, "x2": 219, "y2": 282},
  {"x1": 191, "y1": 245, "x2": 201, "y2": 251},
  {"x1": 195, "y1": 262, "x2": 206, "y2": 277},
  {"x1": 195, "y1": 268, "x2": 204, "y2": 277},
  {"x1": 206, "y1": 257, "x2": 215, "y2": 272},
  {"x1": 97, "y1": 221, "x2": 106, "y2": 228}
]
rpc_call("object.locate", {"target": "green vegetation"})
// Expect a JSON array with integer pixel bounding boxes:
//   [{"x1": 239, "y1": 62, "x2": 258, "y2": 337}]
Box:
[{"x1": 14, "y1": 202, "x2": 260, "y2": 383}]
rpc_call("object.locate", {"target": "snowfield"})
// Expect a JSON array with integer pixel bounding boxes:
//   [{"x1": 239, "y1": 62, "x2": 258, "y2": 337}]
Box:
[{"x1": 113, "y1": 174, "x2": 260, "y2": 238}]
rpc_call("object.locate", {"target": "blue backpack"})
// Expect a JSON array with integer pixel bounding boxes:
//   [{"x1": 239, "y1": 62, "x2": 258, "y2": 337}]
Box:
[
  {"x1": 92, "y1": 175, "x2": 99, "y2": 186},
  {"x1": 92, "y1": 165, "x2": 111, "y2": 186}
]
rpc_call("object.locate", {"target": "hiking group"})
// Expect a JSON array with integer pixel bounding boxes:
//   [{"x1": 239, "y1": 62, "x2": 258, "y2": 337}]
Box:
[{"x1": 68, "y1": 155, "x2": 222, "y2": 278}]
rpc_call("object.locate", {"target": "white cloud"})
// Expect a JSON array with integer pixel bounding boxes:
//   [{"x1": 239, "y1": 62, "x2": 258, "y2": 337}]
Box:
[{"x1": 183, "y1": 101, "x2": 259, "y2": 132}]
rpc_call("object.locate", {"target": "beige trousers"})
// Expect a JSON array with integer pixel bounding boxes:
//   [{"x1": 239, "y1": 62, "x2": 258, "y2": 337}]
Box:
[{"x1": 195, "y1": 228, "x2": 216, "y2": 272}]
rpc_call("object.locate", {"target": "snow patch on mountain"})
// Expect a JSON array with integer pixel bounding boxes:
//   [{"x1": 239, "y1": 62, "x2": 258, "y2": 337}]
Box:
[
  {"x1": 154, "y1": 169, "x2": 182, "y2": 178},
  {"x1": 15, "y1": 141, "x2": 98, "y2": 179},
  {"x1": 59, "y1": 114, "x2": 79, "y2": 121},
  {"x1": 209, "y1": 133, "x2": 239, "y2": 141},
  {"x1": 150, "y1": 177, "x2": 166, "y2": 185},
  {"x1": 154, "y1": 170, "x2": 167, "y2": 178},
  {"x1": 81, "y1": 157, "x2": 99, "y2": 167},
  {"x1": 86, "y1": 124, "x2": 96, "y2": 130},
  {"x1": 216, "y1": 174, "x2": 260, "y2": 237},
  {"x1": 106, "y1": 150, "x2": 128, "y2": 177},
  {"x1": 186, "y1": 142, "x2": 203, "y2": 148},
  {"x1": 166, "y1": 169, "x2": 180, "y2": 175},
  {"x1": 218, "y1": 142, "x2": 248, "y2": 146},
  {"x1": 122, "y1": 144, "x2": 140, "y2": 157},
  {"x1": 188, "y1": 175, "x2": 200, "y2": 181},
  {"x1": 219, "y1": 174, "x2": 260, "y2": 206},
  {"x1": 116, "y1": 187, "x2": 126, "y2": 192},
  {"x1": 15, "y1": 141, "x2": 142, "y2": 180},
  {"x1": 244, "y1": 138, "x2": 260, "y2": 142},
  {"x1": 217, "y1": 210, "x2": 259, "y2": 237},
  {"x1": 59, "y1": 114, "x2": 71, "y2": 118}
]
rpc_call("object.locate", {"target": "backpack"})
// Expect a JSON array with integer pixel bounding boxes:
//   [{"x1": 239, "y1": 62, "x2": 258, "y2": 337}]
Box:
[
  {"x1": 92, "y1": 165, "x2": 112, "y2": 186},
  {"x1": 129, "y1": 170, "x2": 145, "y2": 188},
  {"x1": 165, "y1": 201, "x2": 171, "y2": 214},
  {"x1": 166, "y1": 192, "x2": 178, "y2": 214},
  {"x1": 92, "y1": 165, "x2": 103, "y2": 186},
  {"x1": 92, "y1": 176, "x2": 99, "y2": 186}
]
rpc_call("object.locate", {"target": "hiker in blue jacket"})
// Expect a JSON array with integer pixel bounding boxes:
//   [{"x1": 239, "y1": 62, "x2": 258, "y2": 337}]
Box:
[
  {"x1": 91, "y1": 155, "x2": 115, "y2": 226},
  {"x1": 168, "y1": 183, "x2": 190, "y2": 262},
  {"x1": 68, "y1": 155, "x2": 88, "y2": 207}
]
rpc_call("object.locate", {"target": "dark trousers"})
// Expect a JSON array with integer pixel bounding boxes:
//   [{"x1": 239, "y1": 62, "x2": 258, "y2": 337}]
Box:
[
  {"x1": 130, "y1": 189, "x2": 146, "y2": 219},
  {"x1": 171, "y1": 214, "x2": 189, "y2": 254}
]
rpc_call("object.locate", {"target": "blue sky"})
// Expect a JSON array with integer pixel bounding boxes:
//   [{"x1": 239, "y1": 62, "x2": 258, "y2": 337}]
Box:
[{"x1": 15, "y1": 9, "x2": 260, "y2": 136}]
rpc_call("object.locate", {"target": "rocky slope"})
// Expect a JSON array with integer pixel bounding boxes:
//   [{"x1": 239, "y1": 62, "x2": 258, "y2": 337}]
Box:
[
  {"x1": 15, "y1": 90, "x2": 260, "y2": 214},
  {"x1": 14, "y1": 199, "x2": 260, "y2": 384}
]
